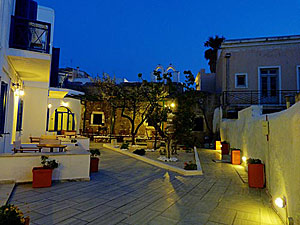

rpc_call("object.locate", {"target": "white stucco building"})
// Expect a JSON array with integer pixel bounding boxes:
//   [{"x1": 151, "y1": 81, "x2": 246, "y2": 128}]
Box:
[{"x1": 0, "y1": 0, "x2": 83, "y2": 153}]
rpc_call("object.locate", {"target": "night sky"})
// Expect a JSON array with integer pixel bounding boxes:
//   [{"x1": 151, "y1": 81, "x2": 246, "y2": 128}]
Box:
[{"x1": 37, "y1": 0, "x2": 300, "y2": 81}]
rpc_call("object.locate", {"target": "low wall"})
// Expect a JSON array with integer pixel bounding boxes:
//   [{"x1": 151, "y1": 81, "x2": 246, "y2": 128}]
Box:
[
  {"x1": 0, "y1": 151, "x2": 90, "y2": 183},
  {"x1": 220, "y1": 104, "x2": 300, "y2": 224}
]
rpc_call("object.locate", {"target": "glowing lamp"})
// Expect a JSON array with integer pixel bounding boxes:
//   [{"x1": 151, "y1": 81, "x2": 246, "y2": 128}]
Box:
[
  {"x1": 170, "y1": 103, "x2": 175, "y2": 108},
  {"x1": 48, "y1": 104, "x2": 52, "y2": 109},
  {"x1": 19, "y1": 90, "x2": 24, "y2": 96},
  {"x1": 242, "y1": 156, "x2": 247, "y2": 162},
  {"x1": 61, "y1": 102, "x2": 68, "y2": 107},
  {"x1": 275, "y1": 197, "x2": 286, "y2": 208}
]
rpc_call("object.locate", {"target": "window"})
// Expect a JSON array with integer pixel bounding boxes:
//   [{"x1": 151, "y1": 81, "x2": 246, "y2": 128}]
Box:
[
  {"x1": 16, "y1": 99, "x2": 23, "y2": 131},
  {"x1": 193, "y1": 117, "x2": 204, "y2": 131},
  {"x1": 0, "y1": 82, "x2": 8, "y2": 134},
  {"x1": 235, "y1": 73, "x2": 248, "y2": 88},
  {"x1": 91, "y1": 112, "x2": 104, "y2": 125}
]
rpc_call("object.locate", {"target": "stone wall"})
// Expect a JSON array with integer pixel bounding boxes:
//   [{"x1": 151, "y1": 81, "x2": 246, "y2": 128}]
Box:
[
  {"x1": 220, "y1": 104, "x2": 300, "y2": 223},
  {"x1": 82, "y1": 100, "x2": 146, "y2": 137}
]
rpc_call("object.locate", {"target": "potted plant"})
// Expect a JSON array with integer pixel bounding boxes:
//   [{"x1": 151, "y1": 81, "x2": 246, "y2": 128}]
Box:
[
  {"x1": 90, "y1": 149, "x2": 101, "y2": 173},
  {"x1": 0, "y1": 204, "x2": 29, "y2": 225},
  {"x1": 32, "y1": 156, "x2": 59, "y2": 188},
  {"x1": 184, "y1": 161, "x2": 197, "y2": 170},
  {"x1": 120, "y1": 143, "x2": 129, "y2": 150},
  {"x1": 247, "y1": 158, "x2": 265, "y2": 188},
  {"x1": 221, "y1": 141, "x2": 230, "y2": 155}
]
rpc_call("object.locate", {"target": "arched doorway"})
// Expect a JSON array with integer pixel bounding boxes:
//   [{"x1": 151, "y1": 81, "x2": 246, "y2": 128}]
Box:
[{"x1": 49, "y1": 107, "x2": 75, "y2": 133}]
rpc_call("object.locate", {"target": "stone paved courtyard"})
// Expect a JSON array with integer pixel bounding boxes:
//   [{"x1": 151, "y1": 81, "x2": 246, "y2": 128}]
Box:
[{"x1": 9, "y1": 144, "x2": 283, "y2": 225}]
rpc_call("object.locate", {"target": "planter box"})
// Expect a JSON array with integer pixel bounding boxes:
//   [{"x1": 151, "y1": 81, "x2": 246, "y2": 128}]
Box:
[
  {"x1": 231, "y1": 149, "x2": 241, "y2": 165},
  {"x1": 90, "y1": 157, "x2": 99, "y2": 173},
  {"x1": 248, "y1": 164, "x2": 265, "y2": 188},
  {"x1": 221, "y1": 142, "x2": 230, "y2": 155},
  {"x1": 215, "y1": 141, "x2": 222, "y2": 150},
  {"x1": 32, "y1": 167, "x2": 53, "y2": 188}
]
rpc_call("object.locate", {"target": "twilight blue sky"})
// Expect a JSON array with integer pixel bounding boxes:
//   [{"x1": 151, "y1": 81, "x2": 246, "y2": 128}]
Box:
[{"x1": 37, "y1": 0, "x2": 300, "y2": 81}]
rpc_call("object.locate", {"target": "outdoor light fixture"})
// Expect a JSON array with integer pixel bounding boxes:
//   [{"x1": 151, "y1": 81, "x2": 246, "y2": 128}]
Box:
[
  {"x1": 275, "y1": 197, "x2": 286, "y2": 208},
  {"x1": 48, "y1": 104, "x2": 52, "y2": 109},
  {"x1": 242, "y1": 156, "x2": 247, "y2": 162},
  {"x1": 170, "y1": 103, "x2": 175, "y2": 108},
  {"x1": 61, "y1": 102, "x2": 68, "y2": 107},
  {"x1": 15, "y1": 89, "x2": 24, "y2": 96}
]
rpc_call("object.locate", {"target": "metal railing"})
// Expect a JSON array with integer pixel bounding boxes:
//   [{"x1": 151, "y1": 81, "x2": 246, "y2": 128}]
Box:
[
  {"x1": 10, "y1": 16, "x2": 51, "y2": 54},
  {"x1": 222, "y1": 90, "x2": 299, "y2": 106}
]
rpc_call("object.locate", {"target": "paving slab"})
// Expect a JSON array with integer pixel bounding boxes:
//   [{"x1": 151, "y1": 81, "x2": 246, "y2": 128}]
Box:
[{"x1": 8, "y1": 144, "x2": 283, "y2": 225}]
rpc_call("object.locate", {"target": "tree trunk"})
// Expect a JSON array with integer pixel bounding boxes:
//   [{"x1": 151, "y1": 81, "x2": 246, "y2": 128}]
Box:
[
  {"x1": 131, "y1": 133, "x2": 136, "y2": 145},
  {"x1": 154, "y1": 130, "x2": 158, "y2": 150}
]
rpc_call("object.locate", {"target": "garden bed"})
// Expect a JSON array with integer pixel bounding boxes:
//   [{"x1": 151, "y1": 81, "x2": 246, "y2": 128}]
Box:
[{"x1": 103, "y1": 144, "x2": 203, "y2": 176}]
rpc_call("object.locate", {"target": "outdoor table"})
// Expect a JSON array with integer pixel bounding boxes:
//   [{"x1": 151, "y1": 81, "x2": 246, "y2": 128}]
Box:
[{"x1": 37, "y1": 144, "x2": 67, "y2": 152}]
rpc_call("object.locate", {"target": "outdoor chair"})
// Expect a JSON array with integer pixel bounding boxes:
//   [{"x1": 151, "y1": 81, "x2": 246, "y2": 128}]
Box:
[{"x1": 12, "y1": 141, "x2": 40, "y2": 153}]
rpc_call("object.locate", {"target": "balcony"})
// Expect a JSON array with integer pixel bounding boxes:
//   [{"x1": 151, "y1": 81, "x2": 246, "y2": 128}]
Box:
[
  {"x1": 222, "y1": 90, "x2": 299, "y2": 107},
  {"x1": 9, "y1": 16, "x2": 51, "y2": 54},
  {"x1": 7, "y1": 16, "x2": 52, "y2": 83}
]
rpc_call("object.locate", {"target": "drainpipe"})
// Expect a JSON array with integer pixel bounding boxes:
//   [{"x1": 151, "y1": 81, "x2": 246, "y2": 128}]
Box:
[{"x1": 225, "y1": 53, "x2": 231, "y2": 92}]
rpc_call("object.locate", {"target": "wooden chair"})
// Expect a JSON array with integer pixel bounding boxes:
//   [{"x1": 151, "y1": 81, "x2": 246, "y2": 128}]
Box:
[
  {"x1": 12, "y1": 141, "x2": 40, "y2": 153},
  {"x1": 39, "y1": 139, "x2": 61, "y2": 145}
]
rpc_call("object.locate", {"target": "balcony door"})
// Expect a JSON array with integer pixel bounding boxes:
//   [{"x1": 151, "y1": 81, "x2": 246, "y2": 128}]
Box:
[{"x1": 260, "y1": 68, "x2": 279, "y2": 104}]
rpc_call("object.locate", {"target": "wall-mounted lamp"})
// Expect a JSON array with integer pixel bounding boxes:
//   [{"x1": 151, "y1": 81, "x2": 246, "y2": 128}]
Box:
[
  {"x1": 48, "y1": 104, "x2": 52, "y2": 109},
  {"x1": 242, "y1": 156, "x2": 247, "y2": 163},
  {"x1": 15, "y1": 89, "x2": 24, "y2": 97},
  {"x1": 275, "y1": 197, "x2": 286, "y2": 208},
  {"x1": 61, "y1": 102, "x2": 68, "y2": 107}
]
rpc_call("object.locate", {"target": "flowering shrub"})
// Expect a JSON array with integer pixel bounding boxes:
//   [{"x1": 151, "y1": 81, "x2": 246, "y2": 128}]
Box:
[
  {"x1": 41, "y1": 156, "x2": 58, "y2": 169},
  {"x1": 184, "y1": 161, "x2": 197, "y2": 170},
  {"x1": 0, "y1": 204, "x2": 28, "y2": 225}
]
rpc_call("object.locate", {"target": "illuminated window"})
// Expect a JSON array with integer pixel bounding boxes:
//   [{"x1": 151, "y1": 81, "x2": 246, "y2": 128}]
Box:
[{"x1": 91, "y1": 112, "x2": 105, "y2": 125}]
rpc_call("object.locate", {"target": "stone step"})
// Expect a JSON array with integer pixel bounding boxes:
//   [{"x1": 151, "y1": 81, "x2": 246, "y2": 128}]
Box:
[{"x1": 0, "y1": 181, "x2": 15, "y2": 205}]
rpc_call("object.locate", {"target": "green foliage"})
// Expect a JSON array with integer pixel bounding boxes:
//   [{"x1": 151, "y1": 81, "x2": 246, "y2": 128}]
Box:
[
  {"x1": 159, "y1": 148, "x2": 166, "y2": 155},
  {"x1": 133, "y1": 149, "x2": 145, "y2": 156},
  {"x1": 204, "y1": 35, "x2": 225, "y2": 73},
  {"x1": 247, "y1": 158, "x2": 262, "y2": 164},
  {"x1": 184, "y1": 161, "x2": 197, "y2": 170},
  {"x1": 0, "y1": 204, "x2": 27, "y2": 225},
  {"x1": 90, "y1": 149, "x2": 101, "y2": 157},
  {"x1": 120, "y1": 143, "x2": 129, "y2": 149},
  {"x1": 41, "y1": 156, "x2": 58, "y2": 169}
]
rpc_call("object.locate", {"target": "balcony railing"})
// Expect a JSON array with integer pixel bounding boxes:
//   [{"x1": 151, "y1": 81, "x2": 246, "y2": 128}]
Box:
[
  {"x1": 10, "y1": 16, "x2": 51, "y2": 54},
  {"x1": 222, "y1": 90, "x2": 299, "y2": 106}
]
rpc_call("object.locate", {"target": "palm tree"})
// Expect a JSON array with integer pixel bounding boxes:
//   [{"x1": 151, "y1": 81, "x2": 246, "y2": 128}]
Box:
[{"x1": 204, "y1": 35, "x2": 225, "y2": 73}]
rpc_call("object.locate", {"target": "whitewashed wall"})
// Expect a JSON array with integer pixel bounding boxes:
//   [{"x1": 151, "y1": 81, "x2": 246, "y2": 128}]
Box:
[
  {"x1": 221, "y1": 104, "x2": 300, "y2": 223},
  {"x1": 0, "y1": 152, "x2": 90, "y2": 182}
]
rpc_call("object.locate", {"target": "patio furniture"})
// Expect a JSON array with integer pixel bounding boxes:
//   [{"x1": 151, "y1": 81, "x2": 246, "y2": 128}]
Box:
[
  {"x1": 29, "y1": 137, "x2": 41, "y2": 143},
  {"x1": 37, "y1": 139, "x2": 67, "y2": 152},
  {"x1": 13, "y1": 141, "x2": 40, "y2": 153},
  {"x1": 37, "y1": 144, "x2": 67, "y2": 152}
]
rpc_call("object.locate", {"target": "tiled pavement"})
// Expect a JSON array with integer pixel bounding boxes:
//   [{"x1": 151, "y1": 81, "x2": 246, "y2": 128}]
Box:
[{"x1": 9, "y1": 144, "x2": 283, "y2": 225}]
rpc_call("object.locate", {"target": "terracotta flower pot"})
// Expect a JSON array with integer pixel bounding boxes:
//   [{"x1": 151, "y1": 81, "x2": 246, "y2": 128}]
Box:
[
  {"x1": 231, "y1": 149, "x2": 241, "y2": 165},
  {"x1": 90, "y1": 157, "x2": 99, "y2": 173},
  {"x1": 25, "y1": 217, "x2": 30, "y2": 225},
  {"x1": 248, "y1": 164, "x2": 265, "y2": 188},
  {"x1": 221, "y1": 142, "x2": 230, "y2": 155},
  {"x1": 32, "y1": 167, "x2": 53, "y2": 188}
]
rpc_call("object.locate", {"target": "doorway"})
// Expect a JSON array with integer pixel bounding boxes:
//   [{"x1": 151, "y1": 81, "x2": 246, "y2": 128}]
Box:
[{"x1": 260, "y1": 68, "x2": 279, "y2": 104}]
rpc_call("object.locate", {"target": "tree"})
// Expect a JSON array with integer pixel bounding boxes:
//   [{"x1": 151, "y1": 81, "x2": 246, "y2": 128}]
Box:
[{"x1": 204, "y1": 35, "x2": 225, "y2": 73}]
